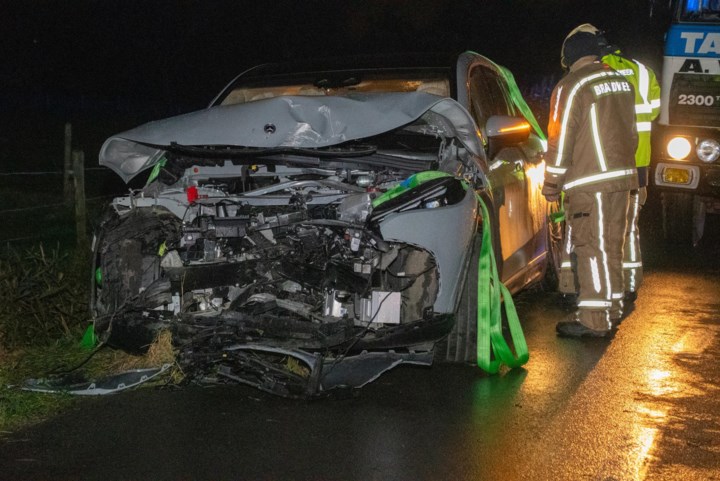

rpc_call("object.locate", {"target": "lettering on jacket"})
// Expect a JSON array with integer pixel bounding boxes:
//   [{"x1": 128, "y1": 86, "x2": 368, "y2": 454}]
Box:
[{"x1": 592, "y1": 80, "x2": 632, "y2": 97}]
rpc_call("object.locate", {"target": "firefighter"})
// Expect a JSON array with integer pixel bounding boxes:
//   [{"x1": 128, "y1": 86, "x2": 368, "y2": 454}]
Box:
[
  {"x1": 576, "y1": 24, "x2": 661, "y2": 306},
  {"x1": 543, "y1": 28, "x2": 638, "y2": 337},
  {"x1": 556, "y1": 24, "x2": 661, "y2": 318}
]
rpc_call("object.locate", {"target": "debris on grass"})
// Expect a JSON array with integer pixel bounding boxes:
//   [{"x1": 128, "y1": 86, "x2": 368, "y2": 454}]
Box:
[
  {"x1": 90, "y1": 330, "x2": 184, "y2": 385},
  {"x1": 1, "y1": 329, "x2": 182, "y2": 432}
]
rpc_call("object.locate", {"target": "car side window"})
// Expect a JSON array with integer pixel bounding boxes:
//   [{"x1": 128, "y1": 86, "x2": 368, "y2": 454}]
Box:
[{"x1": 468, "y1": 66, "x2": 515, "y2": 134}]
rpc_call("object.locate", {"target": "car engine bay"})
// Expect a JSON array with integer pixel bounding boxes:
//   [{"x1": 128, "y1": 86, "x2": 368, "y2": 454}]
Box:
[{"x1": 92, "y1": 156, "x2": 469, "y2": 397}]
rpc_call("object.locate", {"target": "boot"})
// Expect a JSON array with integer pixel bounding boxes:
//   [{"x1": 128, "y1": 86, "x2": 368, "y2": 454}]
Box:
[{"x1": 556, "y1": 313, "x2": 612, "y2": 338}]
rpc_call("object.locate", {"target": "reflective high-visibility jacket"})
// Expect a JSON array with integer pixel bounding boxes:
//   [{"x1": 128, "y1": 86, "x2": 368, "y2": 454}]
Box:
[
  {"x1": 543, "y1": 58, "x2": 639, "y2": 197},
  {"x1": 601, "y1": 53, "x2": 661, "y2": 170}
]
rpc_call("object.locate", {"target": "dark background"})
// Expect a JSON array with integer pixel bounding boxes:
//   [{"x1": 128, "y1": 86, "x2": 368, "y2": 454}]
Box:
[{"x1": 0, "y1": 0, "x2": 672, "y2": 172}]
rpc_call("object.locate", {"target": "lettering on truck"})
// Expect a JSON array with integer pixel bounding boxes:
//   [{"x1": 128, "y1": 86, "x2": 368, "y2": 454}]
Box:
[
  {"x1": 660, "y1": 24, "x2": 720, "y2": 125},
  {"x1": 677, "y1": 58, "x2": 720, "y2": 73},
  {"x1": 679, "y1": 32, "x2": 720, "y2": 55},
  {"x1": 666, "y1": 25, "x2": 720, "y2": 74}
]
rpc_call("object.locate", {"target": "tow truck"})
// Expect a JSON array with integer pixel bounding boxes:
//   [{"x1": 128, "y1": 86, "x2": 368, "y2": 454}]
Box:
[{"x1": 654, "y1": 0, "x2": 720, "y2": 244}]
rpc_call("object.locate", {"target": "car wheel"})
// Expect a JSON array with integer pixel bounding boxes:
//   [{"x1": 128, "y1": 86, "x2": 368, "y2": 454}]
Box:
[
  {"x1": 661, "y1": 192, "x2": 693, "y2": 244},
  {"x1": 436, "y1": 232, "x2": 481, "y2": 363},
  {"x1": 436, "y1": 195, "x2": 498, "y2": 364},
  {"x1": 92, "y1": 208, "x2": 181, "y2": 349}
]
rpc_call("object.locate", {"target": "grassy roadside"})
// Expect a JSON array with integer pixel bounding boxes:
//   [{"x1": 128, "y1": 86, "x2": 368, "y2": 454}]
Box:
[
  {"x1": 0, "y1": 331, "x2": 180, "y2": 435},
  {"x1": 0, "y1": 337, "x2": 85, "y2": 434},
  {"x1": 0, "y1": 244, "x2": 181, "y2": 435}
]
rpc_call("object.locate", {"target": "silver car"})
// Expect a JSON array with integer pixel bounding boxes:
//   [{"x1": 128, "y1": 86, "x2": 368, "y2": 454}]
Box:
[{"x1": 93, "y1": 51, "x2": 560, "y2": 398}]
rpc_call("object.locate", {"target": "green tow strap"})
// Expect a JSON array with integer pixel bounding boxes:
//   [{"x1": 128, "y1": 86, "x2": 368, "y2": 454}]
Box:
[
  {"x1": 372, "y1": 171, "x2": 451, "y2": 207},
  {"x1": 80, "y1": 324, "x2": 97, "y2": 350},
  {"x1": 549, "y1": 191, "x2": 566, "y2": 224},
  {"x1": 146, "y1": 156, "x2": 167, "y2": 185},
  {"x1": 475, "y1": 194, "x2": 529, "y2": 374}
]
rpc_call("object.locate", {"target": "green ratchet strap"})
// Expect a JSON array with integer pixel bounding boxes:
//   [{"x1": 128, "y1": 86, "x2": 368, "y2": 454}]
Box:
[
  {"x1": 146, "y1": 156, "x2": 167, "y2": 185},
  {"x1": 372, "y1": 171, "x2": 451, "y2": 207},
  {"x1": 80, "y1": 324, "x2": 97, "y2": 350},
  {"x1": 475, "y1": 193, "x2": 529, "y2": 374},
  {"x1": 549, "y1": 191, "x2": 565, "y2": 224}
]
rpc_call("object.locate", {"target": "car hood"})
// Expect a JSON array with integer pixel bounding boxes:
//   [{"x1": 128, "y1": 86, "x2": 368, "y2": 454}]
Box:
[{"x1": 99, "y1": 92, "x2": 482, "y2": 183}]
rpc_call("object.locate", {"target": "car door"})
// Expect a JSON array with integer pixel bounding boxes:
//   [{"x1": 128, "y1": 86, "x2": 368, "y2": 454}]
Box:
[{"x1": 465, "y1": 62, "x2": 541, "y2": 288}]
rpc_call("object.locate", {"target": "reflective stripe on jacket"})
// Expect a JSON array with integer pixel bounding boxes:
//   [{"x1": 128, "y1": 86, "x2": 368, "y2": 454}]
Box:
[
  {"x1": 601, "y1": 54, "x2": 661, "y2": 169},
  {"x1": 543, "y1": 58, "x2": 639, "y2": 196}
]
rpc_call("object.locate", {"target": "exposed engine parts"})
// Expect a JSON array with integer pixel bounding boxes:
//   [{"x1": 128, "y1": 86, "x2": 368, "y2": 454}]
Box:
[{"x1": 92, "y1": 167, "x2": 469, "y2": 397}]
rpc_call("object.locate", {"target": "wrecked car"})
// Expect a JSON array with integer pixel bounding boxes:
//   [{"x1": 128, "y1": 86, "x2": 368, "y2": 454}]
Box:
[{"x1": 92, "y1": 52, "x2": 559, "y2": 398}]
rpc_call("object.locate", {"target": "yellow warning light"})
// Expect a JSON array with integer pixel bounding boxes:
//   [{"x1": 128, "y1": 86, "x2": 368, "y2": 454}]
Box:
[{"x1": 662, "y1": 167, "x2": 692, "y2": 185}]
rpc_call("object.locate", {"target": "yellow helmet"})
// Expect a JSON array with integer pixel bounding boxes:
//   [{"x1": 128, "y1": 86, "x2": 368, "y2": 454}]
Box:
[{"x1": 565, "y1": 23, "x2": 601, "y2": 39}]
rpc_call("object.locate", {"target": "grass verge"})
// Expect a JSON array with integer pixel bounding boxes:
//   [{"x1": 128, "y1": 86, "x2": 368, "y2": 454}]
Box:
[
  {"x1": 0, "y1": 328, "x2": 181, "y2": 436},
  {"x1": 1, "y1": 336, "x2": 86, "y2": 434}
]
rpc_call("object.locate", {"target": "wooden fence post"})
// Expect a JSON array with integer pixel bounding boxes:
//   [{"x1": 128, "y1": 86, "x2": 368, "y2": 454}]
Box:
[
  {"x1": 72, "y1": 150, "x2": 87, "y2": 248},
  {"x1": 63, "y1": 123, "x2": 73, "y2": 204}
]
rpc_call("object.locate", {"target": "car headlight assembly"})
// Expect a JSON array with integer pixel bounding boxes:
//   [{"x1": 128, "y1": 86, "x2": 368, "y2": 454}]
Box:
[
  {"x1": 696, "y1": 139, "x2": 720, "y2": 163},
  {"x1": 667, "y1": 136, "x2": 692, "y2": 160}
]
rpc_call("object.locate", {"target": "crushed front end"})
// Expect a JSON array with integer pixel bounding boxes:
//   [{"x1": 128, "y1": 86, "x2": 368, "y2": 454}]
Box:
[{"x1": 93, "y1": 93, "x2": 485, "y2": 397}]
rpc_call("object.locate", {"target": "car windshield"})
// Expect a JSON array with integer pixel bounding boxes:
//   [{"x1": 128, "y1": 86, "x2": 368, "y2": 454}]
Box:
[{"x1": 216, "y1": 72, "x2": 451, "y2": 106}]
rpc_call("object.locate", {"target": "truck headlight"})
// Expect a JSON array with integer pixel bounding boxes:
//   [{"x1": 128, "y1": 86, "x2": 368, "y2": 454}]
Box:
[
  {"x1": 667, "y1": 136, "x2": 692, "y2": 160},
  {"x1": 696, "y1": 139, "x2": 720, "y2": 163}
]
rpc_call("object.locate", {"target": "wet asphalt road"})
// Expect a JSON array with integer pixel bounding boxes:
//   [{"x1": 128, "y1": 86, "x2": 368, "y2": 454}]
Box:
[{"x1": 1, "y1": 196, "x2": 719, "y2": 481}]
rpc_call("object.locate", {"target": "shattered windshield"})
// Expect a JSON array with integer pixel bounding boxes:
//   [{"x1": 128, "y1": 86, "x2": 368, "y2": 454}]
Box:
[
  {"x1": 216, "y1": 73, "x2": 451, "y2": 106},
  {"x1": 678, "y1": 0, "x2": 720, "y2": 21}
]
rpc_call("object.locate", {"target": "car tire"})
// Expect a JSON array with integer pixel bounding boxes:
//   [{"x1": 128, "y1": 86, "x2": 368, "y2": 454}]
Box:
[
  {"x1": 92, "y1": 208, "x2": 181, "y2": 349},
  {"x1": 436, "y1": 194, "x2": 498, "y2": 364},
  {"x1": 661, "y1": 192, "x2": 693, "y2": 245},
  {"x1": 436, "y1": 232, "x2": 481, "y2": 363}
]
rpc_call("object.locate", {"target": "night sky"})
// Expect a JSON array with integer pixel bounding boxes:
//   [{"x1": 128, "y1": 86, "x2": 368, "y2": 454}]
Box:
[{"x1": 1, "y1": 0, "x2": 671, "y2": 161}]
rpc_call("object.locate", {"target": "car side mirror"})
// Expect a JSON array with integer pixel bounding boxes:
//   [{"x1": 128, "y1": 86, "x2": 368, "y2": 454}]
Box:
[{"x1": 486, "y1": 115, "x2": 531, "y2": 158}]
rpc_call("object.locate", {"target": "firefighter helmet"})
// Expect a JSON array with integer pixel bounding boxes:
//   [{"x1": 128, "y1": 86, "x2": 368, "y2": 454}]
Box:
[
  {"x1": 562, "y1": 24, "x2": 617, "y2": 68},
  {"x1": 561, "y1": 28, "x2": 602, "y2": 69}
]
